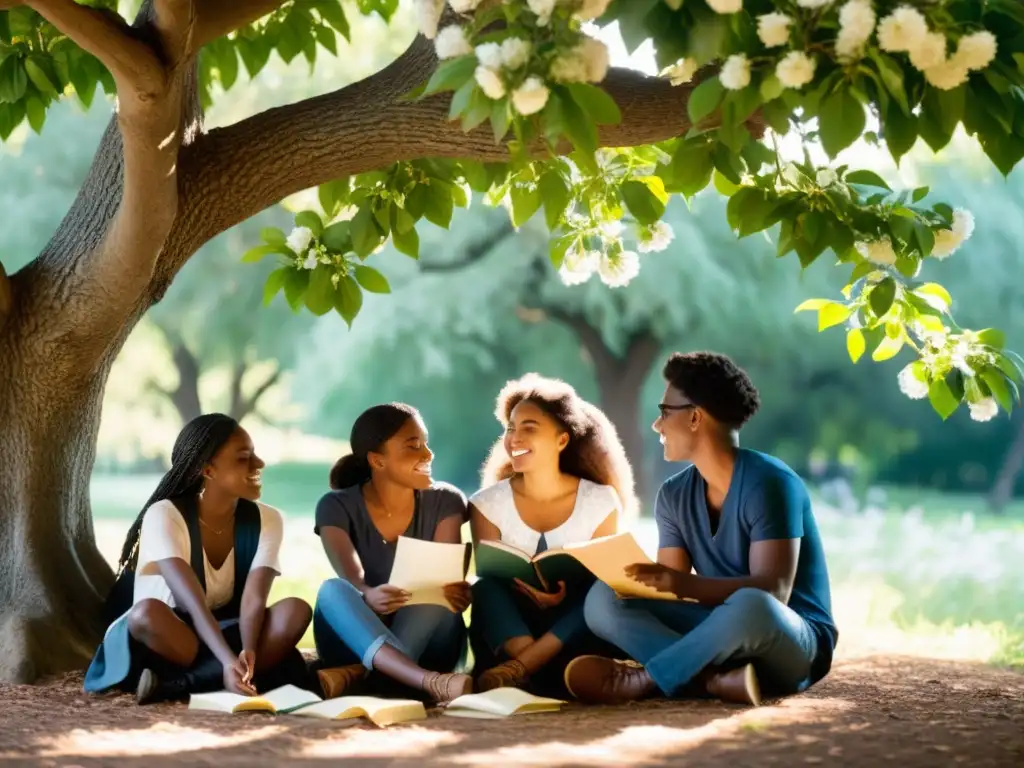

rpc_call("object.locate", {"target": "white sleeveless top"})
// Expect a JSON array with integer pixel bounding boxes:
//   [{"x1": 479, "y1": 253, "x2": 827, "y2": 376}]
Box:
[{"x1": 470, "y1": 478, "x2": 621, "y2": 554}]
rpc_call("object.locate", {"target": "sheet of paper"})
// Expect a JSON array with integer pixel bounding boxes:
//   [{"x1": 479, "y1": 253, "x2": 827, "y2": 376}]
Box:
[{"x1": 388, "y1": 536, "x2": 468, "y2": 608}]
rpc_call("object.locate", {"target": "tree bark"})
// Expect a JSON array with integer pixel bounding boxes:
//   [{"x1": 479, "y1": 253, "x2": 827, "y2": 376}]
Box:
[
  {"x1": 165, "y1": 341, "x2": 203, "y2": 427},
  {"x1": 989, "y1": 415, "x2": 1024, "y2": 513},
  {"x1": 228, "y1": 363, "x2": 282, "y2": 424}
]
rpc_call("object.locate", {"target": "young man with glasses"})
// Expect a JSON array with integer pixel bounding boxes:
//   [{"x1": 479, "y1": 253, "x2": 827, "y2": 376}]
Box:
[{"x1": 565, "y1": 351, "x2": 837, "y2": 706}]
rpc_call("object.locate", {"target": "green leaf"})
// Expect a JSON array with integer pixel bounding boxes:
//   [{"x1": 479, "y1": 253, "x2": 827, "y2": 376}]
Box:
[
  {"x1": 818, "y1": 302, "x2": 853, "y2": 331},
  {"x1": 713, "y1": 169, "x2": 740, "y2": 196},
  {"x1": 870, "y1": 277, "x2": 897, "y2": 318},
  {"x1": 687, "y1": 77, "x2": 724, "y2": 125},
  {"x1": 868, "y1": 51, "x2": 911, "y2": 115},
  {"x1": 883, "y1": 101, "x2": 918, "y2": 162},
  {"x1": 913, "y1": 222, "x2": 934, "y2": 257},
  {"x1": 283, "y1": 268, "x2": 310, "y2": 311},
  {"x1": 423, "y1": 183, "x2": 455, "y2": 228},
  {"x1": 24, "y1": 57, "x2": 57, "y2": 96},
  {"x1": 911, "y1": 186, "x2": 929, "y2": 203},
  {"x1": 491, "y1": 97, "x2": 511, "y2": 142},
  {"x1": 354, "y1": 264, "x2": 391, "y2": 293},
  {"x1": 318, "y1": 178, "x2": 349, "y2": 218},
  {"x1": 242, "y1": 244, "x2": 285, "y2": 263},
  {"x1": 845, "y1": 170, "x2": 891, "y2": 190},
  {"x1": 305, "y1": 267, "x2": 337, "y2": 316},
  {"x1": 928, "y1": 378, "x2": 960, "y2": 420},
  {"x1": 560, "y1": 88, "x2": 598, "y2": 155},
  {"x1": 261, "y1": 227, "x2": 287, "y2": 247},
  {"x1": 422, "y1": 55, "x2": 477, "y2": 97},
  {"x1": 847, "y1": 328, "x2": 866, "y2": 362},
  {"x1": 663, "y1": 140, "x2": 714, "y2": 198},
  {"x1": 819, "y1": 89, "x2": 866, "y2": 159},
  {"x1": 995, "y1": 352, "x2": 1024, "y2": 384},
  {"x1": 566, "y1": 82, "x2": 622, "y2": 125},
  {"x1": 295, "y1": 210, "x2": 324, "y2": 237},
  {"x1": 982, "y1": 370, "x2": 1013, "y2": 413},
  {"x1": 314, "y1": 0, "x2": 350, "y2": 38},
  {"x1": 621, "y1": 180, "x2": 665, "y2": 226},
  {"x1": 976, "y1": 328, "x2": 1006, "y2": 350},
  {"x1": 794, "y1": 299, "x2": 830, "y2": 313},
  {"x1": 335, "y1": 275, "x2": 363, "y2": 327},
  {"x1": 0, "y1": 55, "x2": 28, "y2": 104},
  {"x1": 872, "y1": 333, "x2": 904, "y2": 361},
  {"x1": 549, "y1": 234, "x2": 576, "y2": 269},
  {"x1": 914, "y1": 283, "x2": 952, "y2": 313},
  {"x1": 510, "y1": 184, "x2": 542, "y2": 227},
  {"x1": 919, "y1": 84, "x2": 965, "y2": 153},
  {"x1": 24, "y1": 96, "x2": 45, "y2": 133},
  {"x1": 262, "y1": 267, "x2": 288, "y2": 305},
  {"x1": 392, "y1": 224, "x2": 420, "y2": 258},
  {"x1": 321, "y1": 221, "x2": 352, "y2": 252},
  {"x1": 538, "y1": 171, "x2": 571, "y2": 229},
  {"x1": 351, "y1": 204, "x2": 382, "y2": 257}
]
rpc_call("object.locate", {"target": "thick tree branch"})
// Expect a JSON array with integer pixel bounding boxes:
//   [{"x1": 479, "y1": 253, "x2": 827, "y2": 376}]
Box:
[
  {"x1": 419, "y1": 220, "x2": 516, "y2": 272},
  {"x1": 161, "y1": 33, "x2": 700, "y2": 288},
  {"x1": 191, "y1": 0, "x2": 285, "y2": 53},
  {"x1": 24, "y1": 0, "x2": 164, "y2": 95},
  {"x1": 0, "y1": 259, "x2": 11, "y2": 327},
  {"x1": 230, "y1": 365, "x2": 282, "y2": 423}
]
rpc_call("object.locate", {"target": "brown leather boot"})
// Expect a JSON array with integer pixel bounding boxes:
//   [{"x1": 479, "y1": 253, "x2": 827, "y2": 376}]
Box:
[
  {"x1": 317, "y1": 664, "x2": 368, "y2": 699},
  {"x1": 563, "y1": 656, "x2": 656, "y2": 705},
  {"x1": 423, "y1": 671, "x2": 473, "y2": 704},
  {"x1": 706, "y1": 663, "x2": 761, "y2": 706},
  {"x1": 477, "y1": 659, "x2": 529, "y2": 692}
]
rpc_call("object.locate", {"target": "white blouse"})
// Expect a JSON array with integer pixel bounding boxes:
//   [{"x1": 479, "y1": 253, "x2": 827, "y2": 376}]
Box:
[
  {"x1": 470, "y1": 478, "x2": 620, "y2": 554},
  {"x1": 132, "y1": 499, "x2": 284, "y2": 611}
]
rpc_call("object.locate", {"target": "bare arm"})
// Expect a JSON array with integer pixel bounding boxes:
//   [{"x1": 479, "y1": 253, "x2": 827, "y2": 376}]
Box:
[
  {"x1": 469, "y1": 503, "x2": 501, "y2": 545},
  {"x1": 433, "y1": 514, "x2": 465, "y2": 544},
  {"x1": 157, "y1": 558, "x2": 236, "y2": 666},
  {"x1": 239, "y1": 566, "x2": 277, "y2": 657},
  {"x1": 318, "y1": 526, "x2": 370, "y2": 593},
  {"x1": 656, "y1": 546, "x2": 693, "y2": 574},
  {"x1": 591, "y1": 510, "x2": 618, "y2": 539},
  {"x1": 664, "y1": 539, "x2": 800, "y2": 606}
]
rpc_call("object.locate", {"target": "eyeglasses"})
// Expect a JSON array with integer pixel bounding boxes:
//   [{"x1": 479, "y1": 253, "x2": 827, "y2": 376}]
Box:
[{"x1": 658, "y1": 403, "x2": 696, "y2": 419}]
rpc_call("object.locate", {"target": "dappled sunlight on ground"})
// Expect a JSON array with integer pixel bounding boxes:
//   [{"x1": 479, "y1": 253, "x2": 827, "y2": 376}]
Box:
[
  {"x1": 298, "y1": 725, "x2": 462, "y2": 758},
  {"x1": 34, "y1": 723, "x2": 284, "y2": 758}
]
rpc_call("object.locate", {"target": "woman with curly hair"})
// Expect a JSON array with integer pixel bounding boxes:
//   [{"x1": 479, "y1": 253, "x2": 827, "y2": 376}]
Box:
[{"x1": 468, "y1": 373, "x2": 637, "y2": 695}]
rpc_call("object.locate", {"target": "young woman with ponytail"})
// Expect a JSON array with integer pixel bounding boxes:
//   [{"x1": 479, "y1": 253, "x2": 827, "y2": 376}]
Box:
[
  {"x1": 312, "y1": 403, "x2": 474, "y2": 704},
  {"x1": 84, "y1": 414, "x2": 312, "y2": 704}
]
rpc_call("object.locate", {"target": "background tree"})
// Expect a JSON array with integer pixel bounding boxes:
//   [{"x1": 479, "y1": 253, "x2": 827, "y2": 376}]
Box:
[{"x1": 0, "y1": 0, "x2": 1022, "y2": 683}]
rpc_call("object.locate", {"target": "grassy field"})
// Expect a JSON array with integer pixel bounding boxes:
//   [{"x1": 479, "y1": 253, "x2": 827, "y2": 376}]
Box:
[{"x1": 90, "y1": 465, "x2": 1024, "y2": 669}]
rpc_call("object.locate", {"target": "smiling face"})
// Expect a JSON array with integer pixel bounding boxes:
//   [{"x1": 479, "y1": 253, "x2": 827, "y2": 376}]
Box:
[
  {"x1": 651, "y1": 384, "x2": 700, "y2": 463},
  {"x1": 368, "y1": 415, "x2": 434, "y2": 490},
  {"x1": 203, "y1": 427, "x2": 265, "y2": 501},
  {"x1": 504, "y1": 399, "x2": 570, "y2": 474}
]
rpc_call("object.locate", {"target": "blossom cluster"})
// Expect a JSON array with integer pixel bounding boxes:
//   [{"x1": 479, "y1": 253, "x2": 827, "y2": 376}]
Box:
[
  {"x1": 898, "y1": 329, "x2": 1000, "y2": 422},
  {"x1": 557, "y1": 218, "x2": 674, "y2": 288},
  {"x1": 855, "y1": 208, "x2": 975, "y2": 267}
]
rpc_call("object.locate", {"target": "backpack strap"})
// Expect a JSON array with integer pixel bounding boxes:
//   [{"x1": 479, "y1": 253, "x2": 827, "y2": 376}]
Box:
[{"x1": 222, "y1": 499, "x2": 262, "y2": 618}]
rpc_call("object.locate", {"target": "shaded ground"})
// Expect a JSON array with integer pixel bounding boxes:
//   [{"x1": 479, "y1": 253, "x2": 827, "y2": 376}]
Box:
[{"x1": 1, "y1": 656, "x2": 1021, "y2": 767}]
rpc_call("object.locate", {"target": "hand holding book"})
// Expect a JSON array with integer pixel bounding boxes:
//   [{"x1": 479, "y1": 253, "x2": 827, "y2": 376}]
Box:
[
  {"x1": 442, "y1": 581, "x2": 472, "y2": 612},
  {"x1": 623, "y1": 563, "x2": 685, "y2": 598},
  {"x1": 363, "y1": 584, "x2": 411, "y2": 615},
  {"x1": 513, "y1": 578, "x2": 566, "y2": 609}
]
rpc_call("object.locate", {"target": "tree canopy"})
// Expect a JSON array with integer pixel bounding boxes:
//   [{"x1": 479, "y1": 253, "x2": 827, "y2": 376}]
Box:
[{"x1": 2, "y1": 0, "x2": 1022, "y2": 424}]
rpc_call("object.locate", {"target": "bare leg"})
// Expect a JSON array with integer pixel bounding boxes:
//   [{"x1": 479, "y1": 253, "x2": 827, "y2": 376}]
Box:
[
  {"x1": 254, "y1": 597, "x2": 313, "y2": 670},
  {"x1": 128, "y1": 599, "x2": 199, "y2": 667},
  {"x1": 514, "y1": 632, "x2": 563, "y2": 674},
  {"x1": 502, "y1": 635, "x2": 534, "y2": 658}
]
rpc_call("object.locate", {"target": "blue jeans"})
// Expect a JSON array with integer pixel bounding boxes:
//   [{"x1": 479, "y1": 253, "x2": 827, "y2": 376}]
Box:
[
  {"x1": 471, "y1": 576, "x2": 590, "y2": 654},
  {"x1": 584, "y1": 582, "x2": 818, "y2": 697},
  {"x1": 313, "y1": 578, "x2": 465, "y2": 672}
]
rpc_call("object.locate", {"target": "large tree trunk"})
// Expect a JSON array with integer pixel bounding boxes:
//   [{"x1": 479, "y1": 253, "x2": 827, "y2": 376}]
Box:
[{"x1": 989, "y1": 415, "x2": 1024, "y2": 513}]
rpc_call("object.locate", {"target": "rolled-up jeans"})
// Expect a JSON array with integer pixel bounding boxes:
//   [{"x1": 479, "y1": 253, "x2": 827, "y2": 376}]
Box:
[{"x1": 313, "y1": 578, "x2": 465, "y2": 672}]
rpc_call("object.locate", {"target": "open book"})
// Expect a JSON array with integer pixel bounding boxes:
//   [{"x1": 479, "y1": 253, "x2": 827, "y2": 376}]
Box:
[
  {"x1": 442, "y1": 687, "x2": 566, "y2": 719},
  {"x1": 189, "y1": 685, "x2": 426, "y2": 727},
  {"x1": 387, "y1": 536, "x2": 471, "y2": 611},
  {"x1": 476, "y1": 532, "x2": 694, "y2": 601}
]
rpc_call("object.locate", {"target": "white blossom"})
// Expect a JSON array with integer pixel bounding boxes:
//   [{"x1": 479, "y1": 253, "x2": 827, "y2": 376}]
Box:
[
  {"x1": 598, "y1": 250, "x2": 641, "y2": 287},
  {"x1": 575, "y1": 0, "x2": 612, "y2": 21},
  {"x1": 955, "y1": 30, "x2": 997, "y2": 71},
  {"x1": 512, "y1": 76, "x2": 550, "y2": 115},
  {"x1": 898, "y1": 365, "x2": 929, "y2": 400},
  {"x1": 931, "y1": 209, "x2": 975, "y2": 259},
  {"x1": 551, "y1": 52, "x2": 589, "y2": 83},
  {"x1": 599, "y1": 219, "x2": 624, "y2": 240},
  {"x1": 720, "y1": 54, "x2": 751, "y2": 90},
  {"x1": 757, "y1": 13, "x2": 792, "y2": 48},
  {"x1": 559, "y1": 244, "x2": 599, "y2": 286},
  {"x1": 908, "y1": 31, "x2": 947, "y2": 72},
  {"x1": 527, "y1": 0, "x2": 557, "y2": 25},
  {"x1": 302, "y1": 249, "x2": 318, "y2": 270},
  {"x1": 475, "y1": 66, "x2": 506, "y2": 99},
  {"x1": 415, "y1": 0, "x2": 445, "y2": 39},
  {"x1": 449, "y1": 0, "x2": 483, "y2": 11},
  {"x1": 878, "y1": 6, "x2": 929, "y2": 54},
  {"x1": 969, "y1": 397, "x2": 999, "y2": 422},
  {"x1": 551, "y1": 39, "x2": 609, "y2": 84},
  {"x1": 797, "y1": 0, "x2": 833, "y2": 8},
  {"x1": 706, "y1": 0, "x2": 743, "y2": 13},
  {"x1": 923, "y1": 59, "x2": 969, "y2": 90},
  {"x1": 581, "y1": 37, "x2": 610, "y2": 82},
  {"x1": 857, "y1": 237, "x2": 897, "y2": 266},
  {"x1": 435, "y1": 25, "x2": 472, "y2": 60},
  {"x1": 835, "y1": 0, "x2": 876, "y2": 62},
  {"x1": 951, "y1": 337, "x2": 974, "y2": 376},
  {"x1": 286, "y1": 226, "x2": 313, "y2": 253},
  {"x1": 500, "y1": 38, "x2": 532, "y2": 70},
  {"x1": 637, "y1": 221, "x2": 674, "y2": 253},
  {"x1": 816, "y1": 168, "x2": 838, "y2": 187},
  {"x1": 776, "y1": 51, "x2": 817, "y2": 89},
  {"x1": 475, "y1": 42, "x2": 503, "y2": 71},
  {"x1": 662, "y1": 57, "x2": 698, "y2": 86}
]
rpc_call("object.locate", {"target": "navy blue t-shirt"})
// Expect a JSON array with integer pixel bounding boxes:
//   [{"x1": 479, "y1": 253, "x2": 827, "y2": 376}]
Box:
[{"x1": 655, "y1": 449, "x2": 837, "y2": 681}]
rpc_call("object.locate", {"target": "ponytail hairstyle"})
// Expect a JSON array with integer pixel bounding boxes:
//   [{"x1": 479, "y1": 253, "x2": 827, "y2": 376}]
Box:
[
  {"x1": 117, "y1": 413, "x2": 240, "y2": 573},
  {"x1": 329, "y1": 403, "x2": 421, "y2": 490},
  {"x1": 481, "y1": 373, "x2": 639, "y2": 520}
]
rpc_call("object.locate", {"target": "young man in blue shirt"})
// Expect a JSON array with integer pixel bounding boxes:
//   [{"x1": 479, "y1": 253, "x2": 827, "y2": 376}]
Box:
[{"x1": 565, "y1": 351, "x2": 838, "y2": 706}]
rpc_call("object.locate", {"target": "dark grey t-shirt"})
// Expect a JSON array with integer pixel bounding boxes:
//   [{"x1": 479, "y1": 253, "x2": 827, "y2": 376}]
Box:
[{"x1": 314, "y1": 482, "x2": 468, "y2": 588}]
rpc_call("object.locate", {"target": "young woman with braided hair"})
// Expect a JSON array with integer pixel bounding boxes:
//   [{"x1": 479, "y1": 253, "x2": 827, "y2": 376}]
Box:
[
  {"x1": 84, "y1": 414, "x2": 312, "y2": 704},
  {"x1": 468, "y1": 373, "x2": 637, "y2": 696}
]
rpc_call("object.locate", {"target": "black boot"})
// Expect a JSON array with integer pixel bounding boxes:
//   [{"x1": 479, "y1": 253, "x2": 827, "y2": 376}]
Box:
[
  {"x1": 255, "y1": 648, "x2": 312, "y2": 693},
  {"x1": 136, "y1": 652, "x2": 224, "y2": 705}
]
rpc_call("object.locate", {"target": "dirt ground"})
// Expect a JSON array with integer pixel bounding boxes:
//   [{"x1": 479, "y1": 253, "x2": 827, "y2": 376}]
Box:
[{"x1": 0, "y1": 656, "x2": 1021, "y2": 767}]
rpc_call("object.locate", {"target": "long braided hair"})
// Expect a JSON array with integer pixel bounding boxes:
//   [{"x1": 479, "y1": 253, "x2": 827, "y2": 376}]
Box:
[{"x1": 117, "y1": 413, "x2": 241, "y2": 573}]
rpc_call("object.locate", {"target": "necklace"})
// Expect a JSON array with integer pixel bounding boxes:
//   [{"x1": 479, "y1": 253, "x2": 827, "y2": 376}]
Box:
[{"x1": 199, "y1": 516, "x2": 229, "y2": 536}]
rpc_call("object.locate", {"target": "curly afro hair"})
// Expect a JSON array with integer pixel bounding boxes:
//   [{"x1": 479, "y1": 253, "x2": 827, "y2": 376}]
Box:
[
  {"x1": 480, "y1": 373, "x2": 638, "y2": 520},
  {"x1": 663, "y1": 352, "x2": 760, "y2": 429}
]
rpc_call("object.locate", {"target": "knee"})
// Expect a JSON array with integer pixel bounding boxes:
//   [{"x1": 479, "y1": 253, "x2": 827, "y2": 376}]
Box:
[
  {"x1": 276, "y1": 597, "x2": 313, "y2": 634},
  {"x1": 315, "y1": 578, "x2": 363, "y2": 611},
  {"x1": 583, "y1": 582, "x2": 626, "y2": 639},
  {"x1": 724, "y1": 588, "x2": 783, "y2": 633},
  {"x1": 127, "y1": 599, "x2": 166, "y2": 639}
]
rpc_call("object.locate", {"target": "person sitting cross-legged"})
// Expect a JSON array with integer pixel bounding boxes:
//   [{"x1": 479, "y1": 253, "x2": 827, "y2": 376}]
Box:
[{"x1": 565, "y1": 352, "x2": 838, "y2": 707}]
